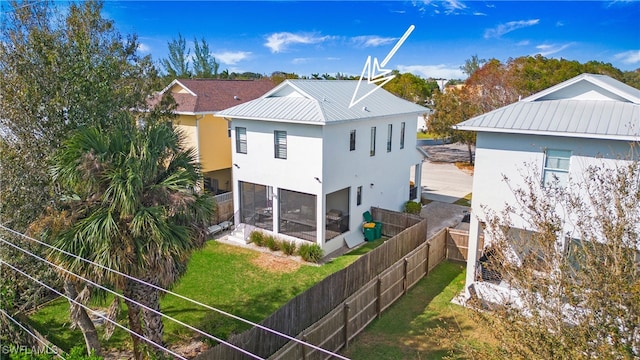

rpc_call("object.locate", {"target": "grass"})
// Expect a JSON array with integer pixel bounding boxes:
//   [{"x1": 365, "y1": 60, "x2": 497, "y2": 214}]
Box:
[
  {"x1": 341, "y1": 261, "x2": 495, "y2": 359},
  {"x1": 416, "y1": 131, "x2": 439, "y2": 139},
  {"x1": 453, "y1": 193, "x2": 472, "y2": 207},
  {"x1": 28, "y1": 238, "x2": 385, "y2": 351}
]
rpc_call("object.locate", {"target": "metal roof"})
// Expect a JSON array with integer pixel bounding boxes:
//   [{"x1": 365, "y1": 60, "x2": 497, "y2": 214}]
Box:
[
  {"x1": 456, "y1": 74, "x2": 640, "y2": 141},
  {"x1": 216, "y1": 80, "x2": 428, "y2": 125}
]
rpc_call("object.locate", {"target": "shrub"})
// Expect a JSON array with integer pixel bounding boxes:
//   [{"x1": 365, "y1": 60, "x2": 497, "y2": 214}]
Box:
[
  {"x1": 265, "y1": 235, "x2": 281, "y2": 251},
  {"x1": 404, "y1": 200, "x2": 422, "y2": 214},
  {"x1": 249, "y1": 231, "x2": 265, "y2": 247},
  {"x1": 298, "y1": 243, "x2": 324, "y2": 263},
  {"x1": 280, "y1": 240, "x2": 297, "y2": 255}
]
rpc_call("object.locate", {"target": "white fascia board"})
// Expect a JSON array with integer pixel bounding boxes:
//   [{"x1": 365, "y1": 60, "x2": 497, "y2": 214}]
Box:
[{"x1": 455, "y1": 125, "x2": 640, "y2": 142}]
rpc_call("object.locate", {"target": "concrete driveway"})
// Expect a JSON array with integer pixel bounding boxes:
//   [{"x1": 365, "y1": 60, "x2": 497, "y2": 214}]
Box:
[{"x1": 412, "y1": 160, "x2": 473, "y2": 203}]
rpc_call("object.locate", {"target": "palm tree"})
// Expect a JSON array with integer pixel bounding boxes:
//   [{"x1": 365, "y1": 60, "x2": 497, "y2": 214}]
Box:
[{"x1": 49, "y1": 117, "x2": 214, "y2": 358}]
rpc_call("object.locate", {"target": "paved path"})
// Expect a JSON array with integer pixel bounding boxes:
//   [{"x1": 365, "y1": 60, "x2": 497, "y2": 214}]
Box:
[
  {"x1": 421, "y1": 161, "x2": 473, "y2": 203},
  {"x1": 411, "y1": 160, "x2": 474, "y2": 203}
]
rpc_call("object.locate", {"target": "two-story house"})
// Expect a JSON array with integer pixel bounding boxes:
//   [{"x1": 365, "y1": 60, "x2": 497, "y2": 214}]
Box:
[
  {"x1": 217, "y1": 80, "x2": 428, "y2": 254},
  {"x1": 455, "y1": 73, "x2": 640, "y2": 298}
]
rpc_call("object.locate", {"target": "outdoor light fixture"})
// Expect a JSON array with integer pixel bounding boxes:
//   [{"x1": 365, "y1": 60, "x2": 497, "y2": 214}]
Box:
[
  {"x1": 370, "y1": 183, "x2": 374, "y2": 188},
  {"x1": 233, "y1": 163, "x2": 240, "y2": 169},
  {"x1": 314, "y1": 177, "x2": 322, "y2": 183}
]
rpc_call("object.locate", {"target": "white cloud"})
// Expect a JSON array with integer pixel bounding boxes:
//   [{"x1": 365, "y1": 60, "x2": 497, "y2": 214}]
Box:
[
  {"x1": 412, "y1": 0, "x2": 466, "y2": 15},
  {"x1": 397, "y1": 64, "x2": 466, "y2": 80},
  {"x1": 614, "y1": 50, "x2": 640, "y2": 64},
  {"x1": 516, "y1": 40, "x2": 530, "y2": 46},
  {"x1": 473, "y1": 12, "x2": 487, "y2": 16},
  {"x1": 534, "y1": 43, "x2": 572, "y2": 56},
  {"x1": 264, "y1": 32, "x2": 330, "y2": 53},
  {"x1": 351, "y1": 35, "x2": 397, "y2": 48},
  {"x1": 484, "y1": 19, "x2": 540, "y2": 39},
  {"x1": 292, "y1": 57, "x2": 311, "y2": 65},
  {"x1": 214, "y1": 51, "x2": 251, "y2": 65},
  {"x1": 137, "y1": 43, "x2": 151, "y2": 54},
  {"x1": 442, "y1": 0, "x2": 467, "y2": 14}
]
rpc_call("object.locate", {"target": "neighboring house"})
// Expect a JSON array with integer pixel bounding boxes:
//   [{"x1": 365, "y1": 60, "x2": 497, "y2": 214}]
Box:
[
  {"x1": 216, "y1": 80, "x2": 428, "y2": 255},
  {"x1": 152, "y1": 79, "x2": 276, "y2": 195},
  {"x1": 455, "y1": 73, "x2": 640, "y2": 297}
]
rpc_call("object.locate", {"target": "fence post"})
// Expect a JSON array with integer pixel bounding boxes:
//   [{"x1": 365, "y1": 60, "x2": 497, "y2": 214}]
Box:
[
  {"x1": 403, "y1": 258, "x2": 409, "y2": 295},
  {"x1": 301, "y1": 334, "x2": 308, "y2": 360},
  {"x1": 425, "y1": 242, "x2": 431, "y2": 275},
  {"x1": 376, "y1": 275, "x2": 382, "y2": 316},
  {"x1": 344, "y1": 302, "x2": 350, "y2": 350}
]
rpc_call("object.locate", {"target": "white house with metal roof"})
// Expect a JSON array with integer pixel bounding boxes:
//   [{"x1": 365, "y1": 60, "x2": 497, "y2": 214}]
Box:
[
  {"x1": 216, "y1": 79, "x2": 428, "y2": 254},
  {"x1": 455, "y1": 73, "x2": 640, "y2": 298}
]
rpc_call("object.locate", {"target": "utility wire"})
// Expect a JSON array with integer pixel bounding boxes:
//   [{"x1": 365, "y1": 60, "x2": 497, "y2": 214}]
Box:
[
  {"x1": 0, "y1": 260, "x2": 189, "y2": 360},
  {"x1": 0, "y1": 235, "x2": 264, "y2": 360},
  {"x1": 0, "y1": 223, "x2": 350, "y2": 360},
  {"x1": 0, "y1": 308, "x2": 66, "y2": 359}
]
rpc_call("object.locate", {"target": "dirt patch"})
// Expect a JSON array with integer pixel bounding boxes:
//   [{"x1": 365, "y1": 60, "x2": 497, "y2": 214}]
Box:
[
  {"x1": 454, "y1": 161, "x2": 474, "y2": 175},
  {"x1": 251, "y1": 252, "x2": 302, "y2": 272}
]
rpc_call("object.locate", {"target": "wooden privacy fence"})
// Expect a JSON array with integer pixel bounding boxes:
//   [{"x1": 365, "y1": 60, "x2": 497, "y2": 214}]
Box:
[
  {"x1": 270, "y1": 228, "x2": 448, "y2": 359},
  {"x1": 195, "y1": 209, "x2": 469, "y2": 360},
  {"x1": 371, "y1": 207, "x2": 422, "y2": 237}
]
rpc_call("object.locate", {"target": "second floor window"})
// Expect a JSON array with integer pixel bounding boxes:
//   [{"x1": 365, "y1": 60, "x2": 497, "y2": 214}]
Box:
[
  {"x1": 387, "y1": 124, "x2": 393, "y2": 152},
  {"x1": 236, "y1": 127, "x2": 247, "y2": 154},
  {"x1": 350, "y1": 129, "x2": 356, "y2": 151},
  {"x1": 400, "y1": 122, "x2": 405, "y2": 149},
  {"x1": 542, "y1": 149, "x2": 571, "y2": 187},
  {"x1": 274, "y1": 130, "x2": 287, "y2": 159},
  {"x1": 370, "y1": 127, "x2": 376, "y2": 156}
]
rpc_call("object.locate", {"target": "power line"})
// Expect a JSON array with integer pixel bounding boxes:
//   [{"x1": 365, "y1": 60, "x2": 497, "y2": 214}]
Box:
[
  {"x1": 0, "y1": 259, "x2": 189, "y2": 360},
  {"x1": 0, "y1": 235, "x2": 264, "y2": 360},
  {"x1": 0, "y1": 308, "x2": 65, "y2": 359},
  {"x1": 0, "y1": 223, "x2": 351, "y2": 360}
]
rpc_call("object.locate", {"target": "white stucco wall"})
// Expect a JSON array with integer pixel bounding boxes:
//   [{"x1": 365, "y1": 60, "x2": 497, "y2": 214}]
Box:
[{"x1": 471, "y1": 132, "x2": 636, "y2": 231}]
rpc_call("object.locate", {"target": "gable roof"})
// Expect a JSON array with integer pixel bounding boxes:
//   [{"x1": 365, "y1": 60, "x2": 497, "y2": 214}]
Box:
[
  {"x1": 216, "y1": 80, "x2": 428, "y2": 125},
  {"x1": 455, "y1": 74, "x2": 640, "y2": 141},
  {"x1": 152, "y1": 79, "x2": 277, "y2": 114}
]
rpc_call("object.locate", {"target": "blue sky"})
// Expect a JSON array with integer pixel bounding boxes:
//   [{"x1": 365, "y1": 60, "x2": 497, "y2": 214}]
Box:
[{"x1": 103, "y1": 1, "x2": 640, "y2": 79}]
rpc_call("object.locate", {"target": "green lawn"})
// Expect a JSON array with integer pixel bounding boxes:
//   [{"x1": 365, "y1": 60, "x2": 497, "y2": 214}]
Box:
[
  {"x1": 416, "y1": 131, "x2": 439, "y2": 139},
  {"x1": 28, "y1": 238, "x2": 384, "y2": 351},
  {"x1": 341, "y1": 261, "x2": 494, "y2": 360},
  {"x1": 453, "y1": 193, "x2": 472, "y2": 207}
]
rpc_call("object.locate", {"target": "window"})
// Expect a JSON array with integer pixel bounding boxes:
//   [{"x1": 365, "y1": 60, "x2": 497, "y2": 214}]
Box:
[
  {"x1": 357, "y1": 186, "x2": 362, "y2": 206},
  {"x1": 274, "y1": 130, "x2": 287, "y2": 159},
  {"x1": 349, "y1": 129, "x2": 356, "y2": 151},
  {"x1": 543, "y1": 149, "x2": 571, "y2": 187},
  {"x1": 235, "y1": 127, "x2": 247, "y2": 154},
  {"x1": 370, "y1": 127, "x2": 376, "y2": 156},
  {"x1": 400, "y1": 122, "x2": 405, "y2": 149},
  {"x1": 386, "y1": 124, "x2": 392, "y2": 152}
]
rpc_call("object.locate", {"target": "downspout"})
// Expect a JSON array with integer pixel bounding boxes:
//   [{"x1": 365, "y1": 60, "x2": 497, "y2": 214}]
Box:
[{"x1": 195, "y1": 114, "x2": 204, "y2": 191}]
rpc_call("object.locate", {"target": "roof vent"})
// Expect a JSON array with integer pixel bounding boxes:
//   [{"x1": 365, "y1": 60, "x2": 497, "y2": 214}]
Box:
[{"x1": 234, "y1": 95, "x2": 239, "y2": 100}]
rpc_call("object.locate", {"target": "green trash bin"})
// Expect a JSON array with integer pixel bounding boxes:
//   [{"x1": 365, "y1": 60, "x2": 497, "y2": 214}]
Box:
[
  {"x1": 374, "y1": 222, "x2": 382, "y2": 239},
  {"x1": 363, "y1": 223, "x2": 377, "y2": 241}
]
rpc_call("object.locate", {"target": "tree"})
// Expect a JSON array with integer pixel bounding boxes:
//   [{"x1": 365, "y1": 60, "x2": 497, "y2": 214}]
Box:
[
  {"x1": 0, "y1": 0, "x2": 160, "y2": 347},
  {"x1": 427, "y1": 87, "x2": 479, "y2": 164},
  {"x1": 160, "y1": 33, "x2": 190, "y2": 78},
  {"x1": 383, "y1": 70, "x2": 438, "y2": 104},
  {"x1": 469, "y1": 158, "x2": 640, "y2": 359},
  {"x1": 49, "y1": 117, "x2": 214, "y2": 358},
  {"x1": 193, "y1": 37, "x2": 219, "y2": 78},
  {"x1": 460, "y1": 54, "x2": 486, "y2": 77}
]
